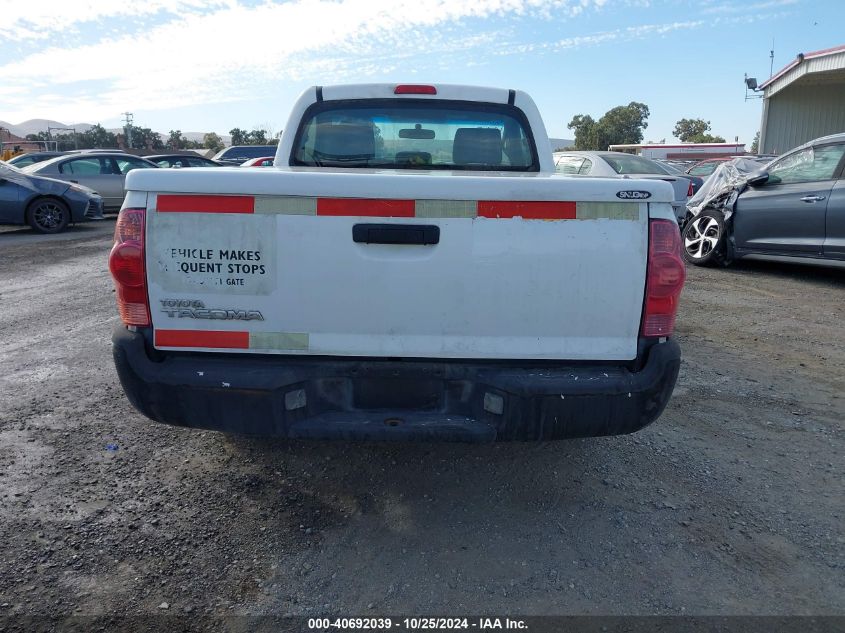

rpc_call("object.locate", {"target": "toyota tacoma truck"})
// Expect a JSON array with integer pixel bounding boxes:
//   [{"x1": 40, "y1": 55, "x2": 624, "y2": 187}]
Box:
[{"x1": 109, "y1": 83, "x2": 685, "y2": 442}]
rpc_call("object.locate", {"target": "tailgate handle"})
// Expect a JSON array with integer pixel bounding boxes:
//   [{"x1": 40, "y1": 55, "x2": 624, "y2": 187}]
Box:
[{"x1": 352, "y1": 223, "x2": 440, "y2": 245}]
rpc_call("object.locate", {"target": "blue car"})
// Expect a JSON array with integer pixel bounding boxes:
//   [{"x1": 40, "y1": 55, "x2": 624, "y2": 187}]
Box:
[{"x1": 0, "y1": 160, "x2": 104, "y2": 233}]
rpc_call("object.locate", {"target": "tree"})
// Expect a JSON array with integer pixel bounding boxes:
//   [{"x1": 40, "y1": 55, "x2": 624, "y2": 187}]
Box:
[
  {"x1": 567, "y1": 102, "x2": 650, "y2": 150},
  {"x1": 567, "y1": 114, "x2": 599, "y2": 150},
  {"x1": 27, "y1": 130, "x2": 76, "y2": 151},
  {"x1": 229, "y1": 127, "x2": 274, "y2": 145},
  {"x1": 673, "y1": 118, "x2": 726, "y2": 143},
  {"x1": 229, "y1": 128, "x2": 248, "y2": 145},
  {"x1": 750, "y1": 131, "x2": 760, "y2": 154},
  {"x1": 167, "y1": 129, "x2": 186, "y2": 150},
  {"x1": 203, "y1": 132, "x2": 224, "y2": 152},
  {"x1": 124, "y1": 125, "x2": 163, "y2": 150},
  {"x1": 246, "y1": 128, "x2": 268, "y2": 145},
  {"x1": 81, "y1": 124, "x2": 118, "y2": 149}
]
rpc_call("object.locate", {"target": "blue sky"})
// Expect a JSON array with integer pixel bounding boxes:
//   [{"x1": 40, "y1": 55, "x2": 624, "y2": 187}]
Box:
[{"x1": 1, "y1": 0, "x2": 843, "y2": 145}]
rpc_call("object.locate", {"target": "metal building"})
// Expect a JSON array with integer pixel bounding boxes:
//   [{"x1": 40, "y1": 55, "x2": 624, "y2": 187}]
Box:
[
  {"x1": 758, "y1": 44, "x2": 845, "y2": 155},
  {"x1": 608, "y1": 142, "x2": 746, "y2": 160}
]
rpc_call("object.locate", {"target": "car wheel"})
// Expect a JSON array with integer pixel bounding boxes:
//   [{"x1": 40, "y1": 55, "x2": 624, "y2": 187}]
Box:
[
  {"x1": 682, "y1": 208, "x2": 727, "y2": 267},
  {"x1": 27, "y1": 198, "x2": 70, "y2": 234}
]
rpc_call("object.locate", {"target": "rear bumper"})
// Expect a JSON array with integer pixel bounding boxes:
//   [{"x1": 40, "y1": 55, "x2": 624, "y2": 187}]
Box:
[{"x1": 112, "y1": 326, "x2": 681, "y2": 442}]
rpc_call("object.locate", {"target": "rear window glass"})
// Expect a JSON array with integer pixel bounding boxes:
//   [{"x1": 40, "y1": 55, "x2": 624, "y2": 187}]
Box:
[
  {"x1": 292, "y1": 99, "x2": 537, "y2": 171},
  {"x1": 601, "y1": 154, "x2": 668, "y2": 175},
  {"x1": 555, "y1": 155, "x2": 585, "y2": 174},
  {"x1": 688, "y1": 162, "x2": 720, "y2": 177}
]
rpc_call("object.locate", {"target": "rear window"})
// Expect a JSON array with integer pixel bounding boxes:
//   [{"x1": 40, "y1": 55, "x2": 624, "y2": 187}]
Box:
[
  {"x1": 601, "y1": 154, "x2": 669, "y2": 175},
  {"x1": 688, "y1": 162, "x2": 720, "y2": 177},
  {"x1": 555, "y1": 155, "x2": 585, "y2": 174},
  {"x1": 291, "y1": 99, "x2": 538, "y2": 171}
]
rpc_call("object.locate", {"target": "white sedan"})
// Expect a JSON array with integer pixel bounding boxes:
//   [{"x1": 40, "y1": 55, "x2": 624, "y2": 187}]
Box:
[{"x1": 554, "y1": 150, "x2": 692, "y2": 223}]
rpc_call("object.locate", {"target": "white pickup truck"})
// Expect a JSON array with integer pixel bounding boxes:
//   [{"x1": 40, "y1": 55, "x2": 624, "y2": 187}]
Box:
[{"x1": 109, "y1": 83, "x2": 685, "y2": 442}]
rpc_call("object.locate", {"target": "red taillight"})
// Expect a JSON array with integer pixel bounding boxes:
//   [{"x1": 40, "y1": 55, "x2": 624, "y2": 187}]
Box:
[
  {"x1": 108, "y1": 208, "x2": 150, "y2": 327},
  {"x1": 394, "y1": 84, "x2": 437, "y2": 95},
  {"x1": 687, "y1": 181, "x2": 694, "y2": 197},
  {"x1": 642, "y1": 219, "x2": 686, "y2": 337}
]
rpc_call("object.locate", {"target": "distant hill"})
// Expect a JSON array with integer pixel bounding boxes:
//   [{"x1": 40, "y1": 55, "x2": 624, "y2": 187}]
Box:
[
  {"x1": 549, "y1": 137, "x2": 574, "y2": 151},
  {"x1": 0, "y1": 119, "x2": 93, "y2": 137},
  {"x1": 0, "y1": 120, "x2": 231, "y2": 146}
]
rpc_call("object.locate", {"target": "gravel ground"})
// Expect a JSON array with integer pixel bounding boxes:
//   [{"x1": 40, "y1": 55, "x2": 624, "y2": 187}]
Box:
[{"x1": 0, "y1": 220, "x2": 843, "y2": 618}]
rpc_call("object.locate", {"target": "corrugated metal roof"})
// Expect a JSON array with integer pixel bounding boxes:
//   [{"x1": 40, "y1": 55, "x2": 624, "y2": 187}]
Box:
[{"x1": 760, "y1": 44, "x2": 845, "y2": 96}]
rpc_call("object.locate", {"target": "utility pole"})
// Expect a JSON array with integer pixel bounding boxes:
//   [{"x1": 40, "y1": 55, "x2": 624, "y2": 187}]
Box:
[
  {"x1": 122, "y1": 112, "x2": 134, "y2": 148},
  {"x1": 769, "y1": 40, "x2": 775, "y2": 78}
]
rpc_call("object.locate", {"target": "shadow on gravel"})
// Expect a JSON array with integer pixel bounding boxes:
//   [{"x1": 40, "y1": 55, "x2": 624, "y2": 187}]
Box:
[
  {"x1": 221, "y1": 435, "x2": 619, "y2": 540},
  {"x1": 720, "y1": 258, "x2": 845, "y2": 286},
  {"x1": 0, "y1": 219, "x2": 115, "y2": 244}
]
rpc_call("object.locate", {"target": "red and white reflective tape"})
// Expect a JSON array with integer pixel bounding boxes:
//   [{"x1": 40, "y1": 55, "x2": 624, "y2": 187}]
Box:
[
  {"x1": 155, "y1": 195, "x2": 639, "y2": 220},
  {"x1": 155, "y1": 330, "x2": 309, "y2": 351}
]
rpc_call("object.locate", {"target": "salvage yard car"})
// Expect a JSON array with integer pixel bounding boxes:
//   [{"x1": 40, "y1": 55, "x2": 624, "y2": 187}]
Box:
[
  {"x1": 213, "y1": 145, "x2": 278, "y2": 166},
  {"x1": 109, "y1": 83, "x2": 686, "y2": 442},
  {"x1": 147, "y1": 154, "x2": 225, "y2": 169},
  {"x1": 6, "y1": 151, "x2": 65, "y2": 168},
  {"x1": 24, "y1": 152, "x2": 158, "y2": 211},
  {"x1": 0, "y1": 160, "x2": 104, "y2": 233},
  {"x1": 682, "y1": 133, "x2": 845, "y2": 266},
  {"x1": 554, "y1": 150, "x2": 693, "y2": 223},
  {"x1": 240, "y1": 156, "x2": 275, "y2": 167}
]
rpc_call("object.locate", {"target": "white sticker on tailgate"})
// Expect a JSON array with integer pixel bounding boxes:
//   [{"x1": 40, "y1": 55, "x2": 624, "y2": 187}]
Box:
[{"x1": 148, "y1": 212, "x2": 275, "y2": 295}]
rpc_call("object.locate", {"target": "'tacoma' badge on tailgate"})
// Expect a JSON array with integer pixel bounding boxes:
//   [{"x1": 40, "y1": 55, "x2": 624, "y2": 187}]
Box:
[
  {"x1": 616, "y1": 190, "x2": 651, "y2": 200},
  {"x1": 160, "y1": 299, "x2": 264, "y2": 321}
]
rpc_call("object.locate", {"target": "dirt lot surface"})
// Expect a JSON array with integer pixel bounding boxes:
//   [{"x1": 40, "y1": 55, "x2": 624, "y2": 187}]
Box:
[{"x1": 0, "y1": 220, "x2": 843, "y2": 619}]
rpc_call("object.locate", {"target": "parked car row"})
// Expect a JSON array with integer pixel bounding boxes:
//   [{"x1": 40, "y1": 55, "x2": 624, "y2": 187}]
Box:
[
  {"x1": 0, "y1": 160, "x2": 104, "y2": 233},
  {"x1": 552, "y1": 138, "x2": 844, "y2": 269},
  {"x1": 22, "y1": 152, "x2": 159, "y2": 210},
  {"x1": 0, "y1": 146, "x2": 282, "y2": 233}
]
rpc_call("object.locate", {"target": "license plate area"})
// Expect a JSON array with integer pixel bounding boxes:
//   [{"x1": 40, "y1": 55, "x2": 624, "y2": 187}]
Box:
[{"x1": 353, "y1": 378, "x2": 441, "y2": 410}]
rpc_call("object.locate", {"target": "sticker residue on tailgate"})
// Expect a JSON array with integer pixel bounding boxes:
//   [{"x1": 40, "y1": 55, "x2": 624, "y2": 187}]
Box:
[{"x1": 149, "y1": 212, "x2": 276, "y2": 295}]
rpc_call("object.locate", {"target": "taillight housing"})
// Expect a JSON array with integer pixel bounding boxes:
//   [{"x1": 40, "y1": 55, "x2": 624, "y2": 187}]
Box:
[
  {"x1": 687, "y1": 181, "x2": 694, "y2": 197},
  {"x1": 641, "y1": 219, "x2": 686, "y2": 337},
  {"x1": 108, "y1": 208, "x2": 150, "y2": 326}
]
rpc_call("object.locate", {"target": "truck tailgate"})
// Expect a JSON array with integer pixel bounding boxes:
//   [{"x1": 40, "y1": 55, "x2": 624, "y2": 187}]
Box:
[{"x1": 134, "y1": 168, "x2": 669, "y2": 361}]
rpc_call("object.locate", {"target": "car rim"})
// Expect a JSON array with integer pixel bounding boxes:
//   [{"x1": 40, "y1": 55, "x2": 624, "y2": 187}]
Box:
[
  {"x1": 33, "y1": 202, "x2": 64, "y2": 230},
  {"x1": 684, "y1": 216, "x2": 720, "y2": 259}
]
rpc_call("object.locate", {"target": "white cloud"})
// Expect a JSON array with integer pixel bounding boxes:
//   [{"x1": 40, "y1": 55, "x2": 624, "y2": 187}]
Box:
[
  {"x1": 701, "y1": 0, "x2": 799, "y2": 15},
  {"x1": 509, "y1": 19, "x2": 705, "y2": 55},
  {"x1": 0, "y1": 0, "x2": 224, "y2": 41},
  {"x1": 0, "y1": 0, "x2": 609, "y2": 121}
]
